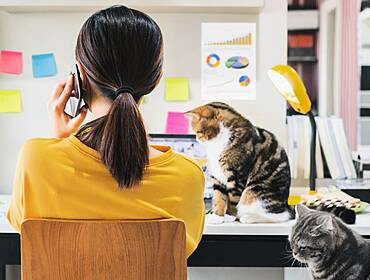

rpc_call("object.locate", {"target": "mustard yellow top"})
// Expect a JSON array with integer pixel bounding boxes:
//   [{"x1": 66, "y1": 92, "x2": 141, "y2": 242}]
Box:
[{"x1": 7, "y1": 135, "x2": 205, "y2": 257}]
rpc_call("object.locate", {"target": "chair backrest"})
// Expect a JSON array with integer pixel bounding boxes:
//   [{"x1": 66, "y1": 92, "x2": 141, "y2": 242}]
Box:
[{"x1": 21, "y1": 218, "x2": 187, "y2": 280}]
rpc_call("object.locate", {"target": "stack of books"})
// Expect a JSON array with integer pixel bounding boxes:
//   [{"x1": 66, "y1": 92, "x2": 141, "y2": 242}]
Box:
[{"x1": 287, "y1": 116, "x2": 357, "y2": 180}]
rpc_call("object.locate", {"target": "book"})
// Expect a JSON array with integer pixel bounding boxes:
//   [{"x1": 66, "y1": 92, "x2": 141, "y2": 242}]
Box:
[
  {"x1": 330, "y1": 117, "x2": 357, "y2": 178},
  {"x1": 287, "y1": 116, "x2": 298, "y2": 178},
  {"x1": 316, "y1": 117, "x2": 350, "y2": 179},
  {"x1": 296, "y1": 116, "x2": 307, "y2": 178},
  {"x1": 302, "y1": 116, "x2": 312, "y2": 179},
  {"x1": 316, "y1": 117, "x2": 339, "y2": 178},
  {"x1": 287, "y1": 116, "x2": 324, "y2": 179},
  {"x1": 327, "y1": 118, "x2": 347, "y2": 178},
  {"x1": 316, "y1": 132, "x2": 324, "y2": 179}
]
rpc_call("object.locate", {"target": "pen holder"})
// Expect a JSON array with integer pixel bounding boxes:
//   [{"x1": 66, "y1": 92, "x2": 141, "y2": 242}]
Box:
[{"x1": 353, "y1": 157, "x2": 364, "y2": 179}]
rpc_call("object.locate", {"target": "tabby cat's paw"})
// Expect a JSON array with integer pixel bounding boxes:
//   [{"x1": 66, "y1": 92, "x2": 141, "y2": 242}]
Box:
[
  {"x1": 205, "y1": 213, "x2": 225, "y2": 224},
  {"x1": 224, "y1": 214, "x2": 237, "y2": 223},
  {"x1": 205, "y1": 213, "x2": 236, "y2": 224}
]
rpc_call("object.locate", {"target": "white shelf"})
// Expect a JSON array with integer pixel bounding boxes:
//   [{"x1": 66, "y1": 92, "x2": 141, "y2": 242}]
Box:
[
  {"x1": 288, "y1": 10, "x2": 319, "y2": 30},
  {"x1": 0, "y1": 0, "x2": 265, "y2": 13}
]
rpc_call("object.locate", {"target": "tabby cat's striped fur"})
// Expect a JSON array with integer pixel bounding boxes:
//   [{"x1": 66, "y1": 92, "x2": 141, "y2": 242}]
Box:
[
  {"x1": 291, "y1": 204, "x2": 370, "y2": 280},
  {"x1": 185, "y1": 102, "x2": 294, "y2": 223}
]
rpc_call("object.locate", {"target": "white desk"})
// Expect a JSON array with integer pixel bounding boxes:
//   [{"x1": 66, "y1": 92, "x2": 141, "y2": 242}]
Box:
[
  {"x1": 204, "y1": 210, "x2": 370, "y2": 235},
  {"x1": 0, "y1": 196, "x2": 14, "y2": 234},
  {"x1": 2, "y1": 194, "x2": 370, "y2": 235}
]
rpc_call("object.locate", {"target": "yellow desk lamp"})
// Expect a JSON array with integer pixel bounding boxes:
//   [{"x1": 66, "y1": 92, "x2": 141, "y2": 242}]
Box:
[{"x1": 268, "y1": 65, "x2": 317, "y2": 196}]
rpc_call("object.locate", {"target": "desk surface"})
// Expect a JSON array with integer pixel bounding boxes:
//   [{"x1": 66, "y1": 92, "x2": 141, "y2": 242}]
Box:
[{"x1": 1, "y1": 194, "x2": 370, "y2": 236}]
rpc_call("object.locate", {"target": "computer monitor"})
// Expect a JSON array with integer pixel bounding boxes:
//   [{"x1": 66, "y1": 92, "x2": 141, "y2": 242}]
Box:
[{"x1": 148, "y1": 134, "x2": 213, "y2": 198}]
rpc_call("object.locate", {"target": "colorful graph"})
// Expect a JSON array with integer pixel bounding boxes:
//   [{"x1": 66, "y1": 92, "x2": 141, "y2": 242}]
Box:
[
  {"x1": 206, "y1": 53, "x2": 221, "y2": 68},
  {"x1": 225, "y1": 56, "x2": 249, "y2": 69},
  {"x1": 239, "y1": 75, "x2": 251, "y2": 87},
  {"x1": 206, "y1": 33, "x2": 252, "y2": 46}
]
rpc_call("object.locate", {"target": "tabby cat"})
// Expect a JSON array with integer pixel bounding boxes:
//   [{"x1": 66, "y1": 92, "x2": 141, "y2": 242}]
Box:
[
  {"x1": 290, "y1": 204, "x2": 370, "y2": 280},
  {"x1": 185, "y1": 102, "x2": 294, "y2": 224}
]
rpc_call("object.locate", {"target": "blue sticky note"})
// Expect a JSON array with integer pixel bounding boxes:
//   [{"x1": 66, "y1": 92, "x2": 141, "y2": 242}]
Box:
[{"x1": 32, "y1": 53, "x2": 57, "y2": 78}]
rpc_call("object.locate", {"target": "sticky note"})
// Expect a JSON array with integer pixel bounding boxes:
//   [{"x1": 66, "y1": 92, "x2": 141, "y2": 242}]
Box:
[
  {"x1": 165, "y1": 112, "x2": 189, "y2": 134},
  {"x1": 139, "y1": 96, "x2": 145, "y2": 105},
  {"x1": 0, "y1": 50, "x2": 23, "y2": 74},
  {"x1": 32, "y1": 53, "x2": 57, "y2": 78},
  {"x1": 165, "y1": 77, "x2": 189, "y2": 101},
  {"x1": 0, "y1": 90, "x2": 22, "y2": 112}
]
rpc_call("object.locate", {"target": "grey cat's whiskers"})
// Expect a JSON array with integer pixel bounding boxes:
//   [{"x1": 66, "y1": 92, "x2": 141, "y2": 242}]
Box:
[{"x1": 281, "y1": 251, "x2": 295, "y2": 266}]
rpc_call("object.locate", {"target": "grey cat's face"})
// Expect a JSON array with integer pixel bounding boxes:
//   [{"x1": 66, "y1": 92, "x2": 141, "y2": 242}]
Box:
[{"x1": 290, "y1": 204, "x2": 336, "y2": 264}]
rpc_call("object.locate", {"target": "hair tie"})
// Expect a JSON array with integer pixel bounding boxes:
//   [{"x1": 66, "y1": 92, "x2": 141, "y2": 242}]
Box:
[{"x1": 115, "y1": 86, "x2": 135, "y2": 96}]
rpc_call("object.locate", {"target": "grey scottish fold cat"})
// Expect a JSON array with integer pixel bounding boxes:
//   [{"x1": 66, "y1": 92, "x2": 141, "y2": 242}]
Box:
[{"x1": 290, "y1": 204, "x2": 370, "y2": 280}]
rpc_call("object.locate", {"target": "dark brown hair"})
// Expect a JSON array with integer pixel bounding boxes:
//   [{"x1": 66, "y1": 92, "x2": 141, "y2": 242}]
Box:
[{"x1": 75, "y1": 5, "x2": 163, "y2": 188}]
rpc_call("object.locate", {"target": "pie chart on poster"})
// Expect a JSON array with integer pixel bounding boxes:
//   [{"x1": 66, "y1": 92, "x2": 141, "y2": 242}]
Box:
[
  {"x1": 225, "y1": 56, "x2": 249, "y2": 69},
  {"x1": 239, "y1": 75, "x2": 250, "y2": 87},
  {"x1": 206, "y1": 53, "x2": 221, "y2": 68}
]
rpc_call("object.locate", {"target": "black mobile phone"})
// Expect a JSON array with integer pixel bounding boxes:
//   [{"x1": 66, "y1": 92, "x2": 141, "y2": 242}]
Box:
[{"x1": 64, "y1": 64, "x2": 85, "y2": 118}]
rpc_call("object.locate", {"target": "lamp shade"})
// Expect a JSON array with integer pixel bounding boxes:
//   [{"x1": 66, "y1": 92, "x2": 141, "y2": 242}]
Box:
[{"x1": 268, "y1": 65, "x2": 311, "y2": 114}]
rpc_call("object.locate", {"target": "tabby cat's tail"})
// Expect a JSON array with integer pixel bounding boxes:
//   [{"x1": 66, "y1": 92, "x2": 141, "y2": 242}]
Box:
[{"x1": 288, "y1": 205, "x2": 296, "y2": 219}]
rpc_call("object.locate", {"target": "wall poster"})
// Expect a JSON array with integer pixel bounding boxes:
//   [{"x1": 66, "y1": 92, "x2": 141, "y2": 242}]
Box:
[{"x1": 201, "y1": 23, "x2": 257, "y2": 100}]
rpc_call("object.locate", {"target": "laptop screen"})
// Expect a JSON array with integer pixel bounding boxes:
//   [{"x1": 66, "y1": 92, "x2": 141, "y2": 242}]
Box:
[{"x1": 149, "y1": 134, "x2": 213, "y2": 198}]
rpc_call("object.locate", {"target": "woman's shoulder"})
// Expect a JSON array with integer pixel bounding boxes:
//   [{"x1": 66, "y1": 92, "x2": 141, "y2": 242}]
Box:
[
  {"x1": 18, "y1": 137, "x2": 66, "y2": 164},
  {"x1": 21, "y1": 137, "x2": 63, "y2": 151},
  {"x1": 176, "y1": 153, "x2": 203, "y2": 172},
  {"x1": 168, "y1": 153, "x2": 205, "y2": 198},
  {"x1": 171, "y1": 152, "x2": 205, "y2": 181},
  {"x1": 150, "y1": 145, "x2": 203, "y2": 172}
]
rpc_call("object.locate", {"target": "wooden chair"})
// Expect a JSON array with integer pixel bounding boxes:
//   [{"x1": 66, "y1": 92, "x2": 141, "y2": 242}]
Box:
[{"x1": 21, "y1": 219, "x2": 187, "y2": 280}]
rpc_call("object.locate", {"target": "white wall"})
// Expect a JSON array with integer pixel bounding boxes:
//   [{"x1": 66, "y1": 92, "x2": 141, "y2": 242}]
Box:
[
  {"x1": 1, "y1": 2, "x2": 289, "y2": 280},
  {"x1": 0, "y1": 0, "x2": 287, "y2": 194},
  {"x1": 0, "y1": 11, "x2": 85, "y2": 193}
]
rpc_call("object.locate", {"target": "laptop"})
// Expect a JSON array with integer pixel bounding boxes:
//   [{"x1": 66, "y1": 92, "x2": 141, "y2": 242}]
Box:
[{"x1": 149, "y1": 134, "x2": 213, "y2": 199}]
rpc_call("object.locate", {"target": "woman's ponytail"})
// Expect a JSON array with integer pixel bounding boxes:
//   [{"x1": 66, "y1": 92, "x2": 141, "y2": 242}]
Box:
[
  {"x1": 75, "y1": 5, "x2": 163, "y2": 188},
  {"x1": 99, "y1": 92, "x2": 148, "y2": 188}
]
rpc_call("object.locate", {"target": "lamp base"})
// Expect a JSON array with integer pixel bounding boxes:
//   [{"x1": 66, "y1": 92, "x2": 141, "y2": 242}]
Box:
[{"x1": 308, "y1": 190, "x2": 317, "y2": 196}]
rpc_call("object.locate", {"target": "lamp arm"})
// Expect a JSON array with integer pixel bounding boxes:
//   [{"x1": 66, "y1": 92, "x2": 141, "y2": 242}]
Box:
[{"x1": 308, "y1": 111, "x2": 317, "y2": 192}]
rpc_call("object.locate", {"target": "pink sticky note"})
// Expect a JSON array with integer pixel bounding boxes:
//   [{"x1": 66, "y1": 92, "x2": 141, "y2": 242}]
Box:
[
  {"x1": 0, "y1": 50, "x2": 23, "y2": 74},
  {"x1": 165, "y1": 112, "x2": 189, "y2": 134}
]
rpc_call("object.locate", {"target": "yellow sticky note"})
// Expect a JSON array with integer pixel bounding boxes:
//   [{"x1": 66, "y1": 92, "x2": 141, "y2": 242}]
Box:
[
  {"x1": 139, "y1": 96, "x2": 145, "y2": 105},
  {"x1": 0, "y1": 90, "x2": 22, "y2": 112},
  {"x1": 165, "y1": 77, "x2": 189, "y2": 101}
]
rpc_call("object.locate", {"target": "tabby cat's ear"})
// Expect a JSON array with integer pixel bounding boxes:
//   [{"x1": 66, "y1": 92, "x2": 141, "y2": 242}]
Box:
[
  {"x1": 295, "y1": 204, "x2": 311, "y2": 219},
  {"x1": 184, "y1": 111, "x2": 200, "y2": 120}
]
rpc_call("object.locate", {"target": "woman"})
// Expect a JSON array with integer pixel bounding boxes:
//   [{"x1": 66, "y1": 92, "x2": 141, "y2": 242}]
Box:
[{"x1": 7, "y1": 5, "x2": 205, "y2": 258}]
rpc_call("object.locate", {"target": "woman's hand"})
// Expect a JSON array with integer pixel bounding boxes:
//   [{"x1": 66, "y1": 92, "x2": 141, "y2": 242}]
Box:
[{"x1": 48, "y1": 75, "x2": 88, "y2": 138}]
